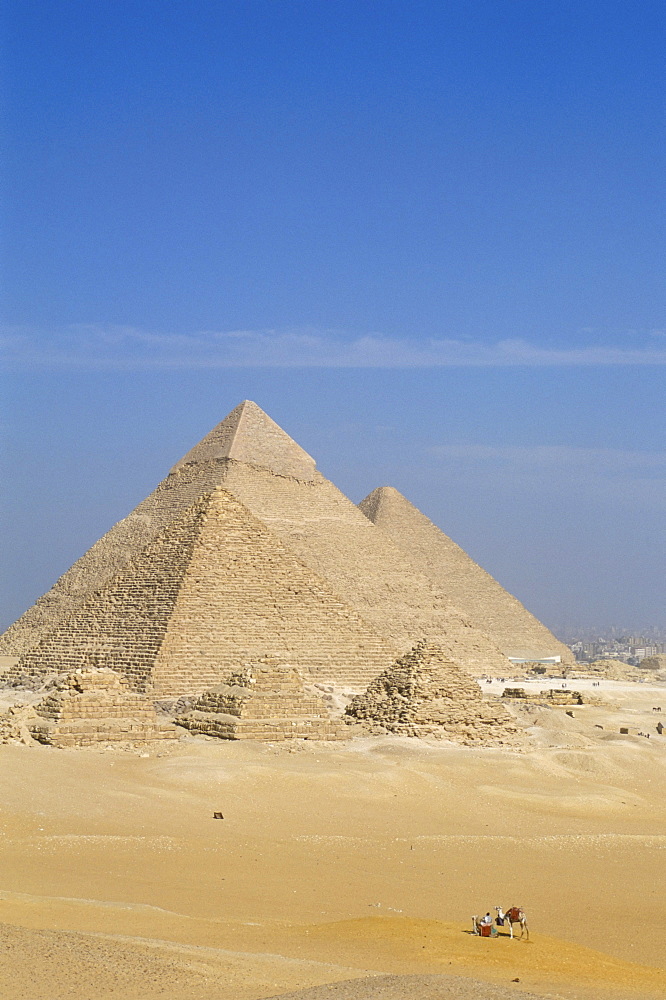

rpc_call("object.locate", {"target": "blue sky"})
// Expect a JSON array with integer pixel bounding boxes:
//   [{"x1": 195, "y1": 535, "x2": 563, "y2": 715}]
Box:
[{"x1": 1, "y1": 1, "x2": 664, "y2": 634}]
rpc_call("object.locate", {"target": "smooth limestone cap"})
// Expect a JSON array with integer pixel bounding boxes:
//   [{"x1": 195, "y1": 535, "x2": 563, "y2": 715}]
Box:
[{"x1": 170, "y1": 400, "x2": 317, "y2": 481}]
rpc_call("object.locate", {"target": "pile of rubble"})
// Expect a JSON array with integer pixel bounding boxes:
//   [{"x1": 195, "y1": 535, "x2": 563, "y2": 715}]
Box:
[
  {"x1": 176, "y1": 659, "x2": 348, "y2": 741},
  {"x1": 345, "y1": 641, "x2": 524, "y2": 746},
  {"x1": 0, "y1": 703, "x2": 40, "y2": 745}
]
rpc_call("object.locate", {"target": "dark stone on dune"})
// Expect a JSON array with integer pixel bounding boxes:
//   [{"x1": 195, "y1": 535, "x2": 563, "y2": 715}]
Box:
[{"x1": 261, "y1": 973, "x2": 546, "y2": 1000}]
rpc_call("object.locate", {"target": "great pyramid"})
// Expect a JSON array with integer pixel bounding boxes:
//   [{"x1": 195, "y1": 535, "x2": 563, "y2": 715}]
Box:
[
  {"x1": 346, "y1": 641, "x2": 524, "y2": 746},
  {"x1": 359, "y1": 486, "x2": 572, "y2": 666},
  {"x1": 9, "y1": 488, "x2": 398, "y2": 695},
  {"x1": 175, "y1": 406, "x2": 514, "y2": 673},
  {"x1": 0, "y1": 401, "x2": 515, "y2": 679}
]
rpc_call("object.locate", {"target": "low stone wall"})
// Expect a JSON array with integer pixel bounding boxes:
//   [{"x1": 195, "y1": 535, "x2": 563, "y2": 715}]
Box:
[
  {"x1": 30, "y1": 718, "x2": 176, "y2": 747},
  {"x1": 176, "y1": 710, "x2": 348, "y2": 741},
  {"x1": 502, "y1": 687, "x2": 583, "y2": 706}
]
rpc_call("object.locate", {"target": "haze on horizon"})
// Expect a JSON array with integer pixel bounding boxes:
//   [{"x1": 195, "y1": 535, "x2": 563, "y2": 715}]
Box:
[{"x1": 1, "y1": 1, "x2": 664, "y2": 635}]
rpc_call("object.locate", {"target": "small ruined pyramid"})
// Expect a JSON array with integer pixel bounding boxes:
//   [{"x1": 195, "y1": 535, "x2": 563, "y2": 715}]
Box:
[
  {"x1": 10, "y1": 488, "x2": 398, "y2": 696},
  {"x1": 359, "y1": 486, "x2": 572, "y2": 666},
  {"x1": 0, "y1": 400, "x2": 514, "y2": 678},
  {"x1": 346, "y1": 641, "x2": 524, "y2": 746},
  {"x1": 28, "y1": 666, "x2": 176, "y2": 747},
  {"x1": 176, "y1": 659, "x2": 347, "y2": 741}
]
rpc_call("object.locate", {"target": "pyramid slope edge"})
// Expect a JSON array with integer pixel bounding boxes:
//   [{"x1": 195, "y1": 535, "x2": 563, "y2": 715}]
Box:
[{"x1": 359, "y1": 486, "x2": 572, "y2": 664}]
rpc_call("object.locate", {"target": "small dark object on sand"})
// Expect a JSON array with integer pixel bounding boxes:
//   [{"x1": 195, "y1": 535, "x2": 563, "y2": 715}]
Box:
[{"x1": 213, "y1": 811, "x2": 224, "y2": 819}]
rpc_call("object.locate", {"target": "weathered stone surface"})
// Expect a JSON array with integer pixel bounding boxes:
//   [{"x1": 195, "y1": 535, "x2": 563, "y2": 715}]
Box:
[
  {"x1": 346, "y1": 641, "x2": 524, "y2": 747},
  {"x1": 177, "y1": 659, "x2": 348, "y2": 741},
  {"x1": 359, "y1": 486, "x2": 572, "y2": 666},
  {"x1": 28, "y1": 667, "x2": 177, "y2": 747},
  {"x1": 177, "y1": 711, "x2": 347, "y2": 740},
  {"x1": 10, "y1": 490, "x2": 398, "y2": 696},
  {"x1": 0, "y1": 704, "x2": 40, "y2": 745}
]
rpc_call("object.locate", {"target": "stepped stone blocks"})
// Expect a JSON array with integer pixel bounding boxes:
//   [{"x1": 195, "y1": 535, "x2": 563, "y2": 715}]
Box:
[
  {"x1": 359, "y1": 486, "x2": 572, "y2": 667},
  {"x1": 346, "y1": 640, "x2": 524, "y2": 747},
  {"x1": 0, "y1": 401, "x2": 304, "y2": 657},
  {"x1": 0, "y1": 458, "x2": 230, "y2": 657},
  {"x1": 10, "y1": 503, "x2": 205, "y2": 690},
  {"x1": 176, "y1": 659, "x2": 348, "y2": 740},
  {"x1": 0, "y1": 401, "x2": 349, "y2": 659},
  {"x1": 149, "y1": 489, "x2": 398, "y2": 695},
  {"x1": 28, "y1": 667, "x2": 177, "y2": 747},
  {"x1": 9, "y1": 489, "x2": 398, "y2": 696}
]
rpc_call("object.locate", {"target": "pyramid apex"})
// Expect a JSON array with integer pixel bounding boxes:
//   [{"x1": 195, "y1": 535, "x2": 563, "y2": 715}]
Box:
[
  {"x1": 171, "y1": 401, "x2": 317, "y2": 480},
  {"x1": 365, "y1": 486, "x2": 399, "y2": 496},
  {"x1": 358, "y1": 485, "x2": 411, "y2": 521}
]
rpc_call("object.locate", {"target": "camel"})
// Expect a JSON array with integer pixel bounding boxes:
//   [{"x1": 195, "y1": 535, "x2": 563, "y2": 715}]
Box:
[
  {"x1": 495, "y1": 905, "x2": 529, "y2": 940},
  {"x1": 471, "y1": 913, "x2": 494, "y2": 936}
]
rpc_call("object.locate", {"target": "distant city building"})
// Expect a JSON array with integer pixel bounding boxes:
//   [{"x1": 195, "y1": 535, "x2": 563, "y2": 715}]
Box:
[
  {"x1": 631, "y1": 645, "x2": 658, "y2": 661},
  {"x1": 566, "y1": 633, "x2": 665, "y2": 665}
]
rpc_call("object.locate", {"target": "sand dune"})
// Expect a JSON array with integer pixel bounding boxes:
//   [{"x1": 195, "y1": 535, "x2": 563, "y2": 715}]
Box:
[
  {"x1": 1, "y1": 681, "x2": 665, "y2": 999},
  {"x1": 264, "y1": 974, "x2": 561, "y2": 999}
]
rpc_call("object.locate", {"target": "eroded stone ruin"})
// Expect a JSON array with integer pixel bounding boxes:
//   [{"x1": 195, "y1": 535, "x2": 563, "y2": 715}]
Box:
[
  {"x1": 29, "y1": 667, "x2": 176, "y2": 747},
  {"x1": 176, "y1": 659, "x2": 348, "y2": 741},
  {"x1": 501, "y1": 686, "x2": 583, "y2": 706},
  {"x1": 346, "y1": 641, "x2": 524, "y2": 746}
]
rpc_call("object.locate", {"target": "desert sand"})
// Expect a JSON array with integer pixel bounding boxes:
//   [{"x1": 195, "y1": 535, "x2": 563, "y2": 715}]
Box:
[{"x1": 1, "y1": 678, "x2": 665, "y2": 1000}]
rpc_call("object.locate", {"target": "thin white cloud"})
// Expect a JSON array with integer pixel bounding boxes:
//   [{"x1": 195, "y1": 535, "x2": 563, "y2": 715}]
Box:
[
  {"x1": 428, "y1": 444, "x2": 666, "y2": 510},
  {"x1": 2, "y1": 323, "x2": 666, "y2": 369},
  {"x1": 429, "y1": 444, "x2": 666, "y2": 470}
]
